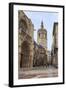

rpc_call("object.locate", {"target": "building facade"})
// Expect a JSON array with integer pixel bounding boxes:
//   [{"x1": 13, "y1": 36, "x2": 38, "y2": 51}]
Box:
[
  {"x1": 51, "y1": 22, "x2": 58, "y2": 68},
  {"x1": 37, "y1": 21, "x2": 47, "y2": 50},
  {"x1": 18, "y1": 11, "x2": 48, "y2": 71},
  {"x1": 18, "y1": 11, "x2": 34, "y2": 69},
  {"x1": 33, "y1": 41, "x2": 47, "y2": 67}
]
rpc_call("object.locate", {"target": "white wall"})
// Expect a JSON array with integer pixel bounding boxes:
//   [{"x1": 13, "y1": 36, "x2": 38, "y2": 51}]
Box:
[{"x1": 0, "y1": 0, "x2": 66, "y2": 90}]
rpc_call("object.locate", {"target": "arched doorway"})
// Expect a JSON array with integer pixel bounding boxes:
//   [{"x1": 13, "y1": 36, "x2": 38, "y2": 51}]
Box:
[{"x1": 20, "y1": 41, "x2": 30, "y2": 68}]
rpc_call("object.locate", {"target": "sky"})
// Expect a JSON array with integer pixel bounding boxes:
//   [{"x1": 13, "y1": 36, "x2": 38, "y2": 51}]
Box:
[{"x1": 24, "y1": 11, "x2": 58, "y2": 51}]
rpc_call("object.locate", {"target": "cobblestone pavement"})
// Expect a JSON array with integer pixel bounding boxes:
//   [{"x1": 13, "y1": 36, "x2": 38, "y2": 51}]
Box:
[{"x1": 18, "y1": 66, "x2": 58, "y2": 79}]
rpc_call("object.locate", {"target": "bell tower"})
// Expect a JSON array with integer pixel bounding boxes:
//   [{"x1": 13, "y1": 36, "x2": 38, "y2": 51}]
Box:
[{"x1": 37, "y1": 21, "x2": 47, "y2": 50}]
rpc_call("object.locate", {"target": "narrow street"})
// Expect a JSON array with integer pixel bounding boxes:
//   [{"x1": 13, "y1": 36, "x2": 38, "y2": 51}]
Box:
[{"x1": 19, "y1": 66, "x2": 58, "y2": 79}]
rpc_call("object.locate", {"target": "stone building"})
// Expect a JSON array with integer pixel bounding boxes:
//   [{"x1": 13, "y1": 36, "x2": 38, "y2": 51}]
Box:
[
  {"x1": 37, "y1": 21, "x2": 47, "y2": 50},
  {"x1": 18, "y1": 11, "x2": 34, "y2": 69},
  {"x1": 33, "y1": 22, "x2": 47, "y2": 67},
  {"x1": 51, "y1": 22, "x2": 58, "y2": 68},
  {"x1": 33, "y1": 41, "x2": 47, "y2": 67},
  {"x1": 18, "y1": 11, "x2": 48, "y2": 70}
]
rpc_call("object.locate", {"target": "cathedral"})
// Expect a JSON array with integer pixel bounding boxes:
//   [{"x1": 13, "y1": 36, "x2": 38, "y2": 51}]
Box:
[
  {"x1": 33, "y1": 21, "x2": 47, "y2": 67},
  {"x1": 18, "y1": 11, "x2": 47, "y2": 71}
]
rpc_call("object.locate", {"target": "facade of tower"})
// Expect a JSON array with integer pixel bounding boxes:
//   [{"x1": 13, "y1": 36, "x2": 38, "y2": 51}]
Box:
[{"x1": 37, "y1": 21, "x2": 47, "y2": 50}]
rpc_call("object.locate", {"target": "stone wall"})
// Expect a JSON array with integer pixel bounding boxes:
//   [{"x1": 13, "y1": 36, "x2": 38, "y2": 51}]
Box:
[{"x1": 18, "y1": 11, "x2": 34, "y2": 70}]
